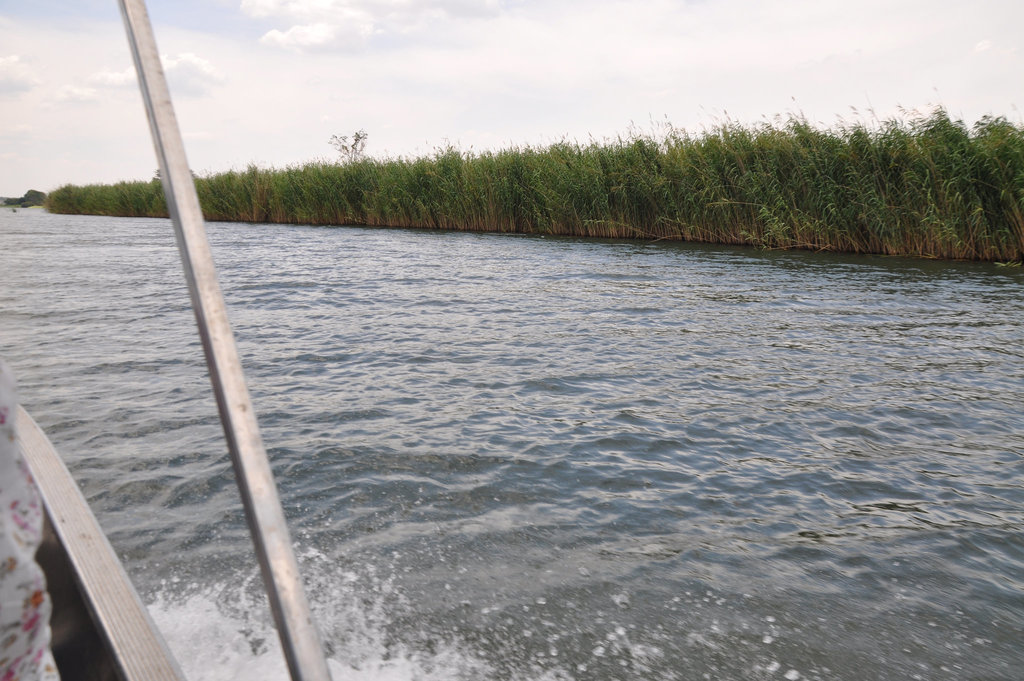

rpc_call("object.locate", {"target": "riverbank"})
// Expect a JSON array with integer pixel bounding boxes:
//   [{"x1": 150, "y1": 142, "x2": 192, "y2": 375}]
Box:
[{"x1": 45, "y1": 109, "x2": 1024, "y2": 261}]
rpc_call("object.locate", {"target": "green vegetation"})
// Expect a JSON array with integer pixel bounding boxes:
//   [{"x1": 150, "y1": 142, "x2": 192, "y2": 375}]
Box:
[
  {"x1": 45, "y1": 109, "x2": 1024, "y2": 260},
  {"x1": 5, "y1": 189, "x2": 46, "y2": 207}
]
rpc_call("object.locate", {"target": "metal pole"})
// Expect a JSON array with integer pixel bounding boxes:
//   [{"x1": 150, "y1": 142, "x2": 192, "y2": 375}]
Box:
[{"x1": 115, "y1": 2, "x2": 332, "y2": 680}]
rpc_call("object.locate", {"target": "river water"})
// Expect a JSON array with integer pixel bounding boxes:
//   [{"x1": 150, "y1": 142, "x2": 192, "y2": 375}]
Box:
[{"x1": 1, "y1": 208, "x2": 1022, "y2": 681}]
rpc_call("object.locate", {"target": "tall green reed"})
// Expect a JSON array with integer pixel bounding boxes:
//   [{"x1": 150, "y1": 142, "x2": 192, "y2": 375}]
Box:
[{"x1": 44, "y1": 108, "x2": 1024, "y2": 261}]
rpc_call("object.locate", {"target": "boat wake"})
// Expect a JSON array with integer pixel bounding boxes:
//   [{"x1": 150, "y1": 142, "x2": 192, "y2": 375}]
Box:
[{"x1": 146, "y1": 550, "x2": 575, "y2": 681}]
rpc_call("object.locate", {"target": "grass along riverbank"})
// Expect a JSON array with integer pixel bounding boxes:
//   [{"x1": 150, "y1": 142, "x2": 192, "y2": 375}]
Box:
[{"x1": 46, "y1": 109, "x2": 1024, "y2": 261}]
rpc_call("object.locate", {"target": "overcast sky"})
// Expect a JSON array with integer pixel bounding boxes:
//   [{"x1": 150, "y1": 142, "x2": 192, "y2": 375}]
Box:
[{"x1": 1, "y1": 0, "x2": 1021, "y2": 196}]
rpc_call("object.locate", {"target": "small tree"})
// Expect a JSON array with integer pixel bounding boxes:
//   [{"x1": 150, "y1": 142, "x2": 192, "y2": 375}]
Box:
[
  {"x1": 329, "y1": 129, "x2": 368, "y2": 163},
  {"x1": 4, "y1": 190, "x2": 46, "y2": 207},
  {"x1": 21, "y1": 189, "x2": 45, "y2": 206}
]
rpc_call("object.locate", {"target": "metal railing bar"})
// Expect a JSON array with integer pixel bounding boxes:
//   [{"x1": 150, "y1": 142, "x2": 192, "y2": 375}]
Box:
[{"x1": 115, "y1": 2, "x2": 333, "y2": 680}]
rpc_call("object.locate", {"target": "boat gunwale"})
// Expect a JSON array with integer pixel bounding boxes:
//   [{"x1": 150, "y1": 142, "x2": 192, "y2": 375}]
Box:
[{"x1": 16, "y1": 405, "x2": 185, "y2": 681}]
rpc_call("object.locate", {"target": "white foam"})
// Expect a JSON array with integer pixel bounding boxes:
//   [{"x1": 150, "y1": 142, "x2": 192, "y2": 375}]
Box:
[
  {"x1": 145, "y1": 554, "x2": 488, "y2": 681},
  {"x1": 146, "y1": 552, "x2": 574, "y2": 681},
  {"x1": 150, "y1": 586, "x2": 506, "y2": 681}
]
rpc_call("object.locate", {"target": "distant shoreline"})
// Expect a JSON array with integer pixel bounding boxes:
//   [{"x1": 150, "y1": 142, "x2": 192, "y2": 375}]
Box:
[{"x1": 44, "y1": 109, "x2": 1024, "y2": 262}]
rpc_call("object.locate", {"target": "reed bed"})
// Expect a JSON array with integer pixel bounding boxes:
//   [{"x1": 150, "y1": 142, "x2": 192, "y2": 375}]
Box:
[{"x1": 45, "y1": 109, "x2": 1024, "y2": 261}]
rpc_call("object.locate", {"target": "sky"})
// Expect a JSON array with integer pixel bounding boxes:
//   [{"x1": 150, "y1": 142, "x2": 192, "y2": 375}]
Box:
[{"x1": 1, "y1": 0, "x2": 1022, "y2": 197}]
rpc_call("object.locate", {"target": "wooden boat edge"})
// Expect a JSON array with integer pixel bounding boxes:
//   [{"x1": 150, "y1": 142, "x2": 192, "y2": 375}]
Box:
[{"x1": 16, "y1": 405, "x2": 185, "y2": 681}]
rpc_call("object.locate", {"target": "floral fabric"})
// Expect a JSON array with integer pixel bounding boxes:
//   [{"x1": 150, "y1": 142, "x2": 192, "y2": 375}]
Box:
[{"x1": 0, "y1": 361, "x2": 59, "y2": 681}]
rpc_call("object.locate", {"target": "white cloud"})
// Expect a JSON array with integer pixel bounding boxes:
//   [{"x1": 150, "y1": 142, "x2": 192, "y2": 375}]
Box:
[
  {"x1": 161, "y1": 53, "x2": 225, "y2": 97},
  {"x1": 0, "y1": 55, "x2": 41, "y2": 95},
  {"x1": 242, "y1": 0, "x2": 501, "y2": 50},
  {"x1": 241, "y1": 0, "x2": 500, "y2": 22},
  {"x1": 54, "y1": 85, "x2": 100, "y2": 102},
  {"x1": 972, "y1": 39, "x2": 1020, "y2": 60},
  {"x1": 238, "y1": 0, "x2": 292, "y2": 19},
  {"x1": 81, "y1": 55, "x2": 223, "y2": 98},
  {"x1": 88, "y1": 67, "x2": 136, "y2": 88},
  {"x1": 262, "y1": 22, "x2": 345, "y2": 49}
]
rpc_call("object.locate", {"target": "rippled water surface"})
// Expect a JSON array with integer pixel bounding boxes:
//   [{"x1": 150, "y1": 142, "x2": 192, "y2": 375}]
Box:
[{"x1": 2, "y1": 209, "x2": 1023, "y2": 680}]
